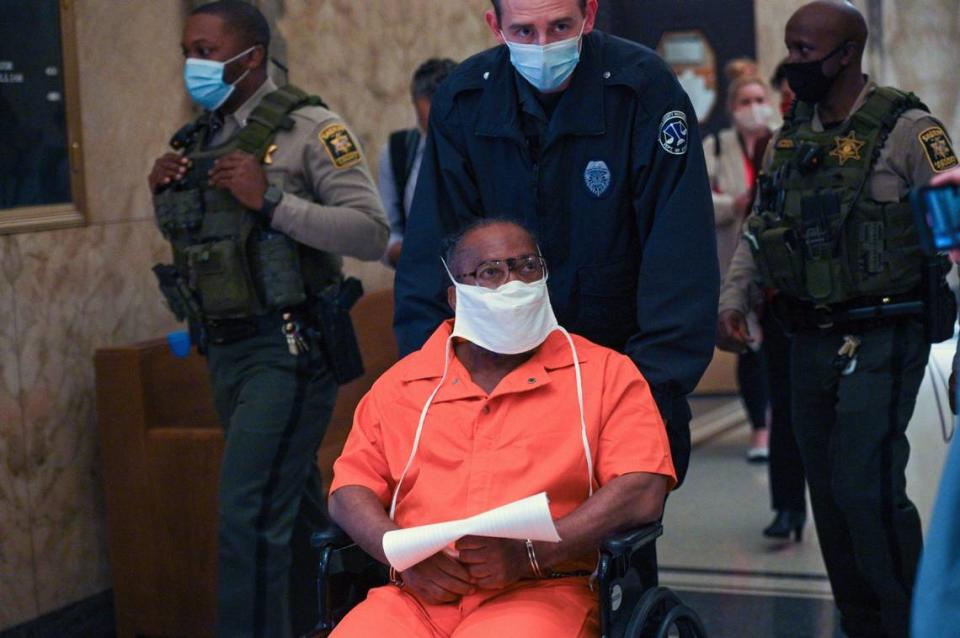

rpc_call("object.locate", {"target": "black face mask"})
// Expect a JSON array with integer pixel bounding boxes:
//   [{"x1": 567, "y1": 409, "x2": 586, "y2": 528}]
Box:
[{"x1": 783, "y1": 43, "x2": 849, "y2": 104}]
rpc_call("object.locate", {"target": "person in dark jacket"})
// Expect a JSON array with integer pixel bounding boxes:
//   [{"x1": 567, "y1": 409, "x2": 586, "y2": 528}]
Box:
[
  {"x1": 394, "y1": 0, "x2": 718, "y2": 487},
  {"x1": 378, "y1": 58, "x2": 457, "y2": 267}
]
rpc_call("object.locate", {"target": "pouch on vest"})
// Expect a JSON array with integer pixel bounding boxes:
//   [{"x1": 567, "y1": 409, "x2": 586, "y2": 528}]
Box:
[
  {"x1": 257, "y1": 231, "x2": 307, "y2": 308},
  {"x1": 154, "y1": 189, "x2": 204, "y2": 237},
  {"x1": 185, "y1": 240, "x2": 261, "y2": 317},
  {"x1": 750, "y1": 217, "x2": 806, "y2": 297},
  {"x1": 312, "y1": 277, "x2": 364, "y2": 385},
  {"x1": 801, "y1": 193, "x2": 841, "y2": 300}
]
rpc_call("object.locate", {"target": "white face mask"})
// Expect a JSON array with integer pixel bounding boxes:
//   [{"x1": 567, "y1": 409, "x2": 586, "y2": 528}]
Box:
[
  {"x1": 501, "y1": 22, "x2": 585, "y2": 93},
  {"x1": 448, "y1": 273, "x2": 559, "y2": 355},
  {"x1": 732, "y1": 102, "x2": 774, "y2": 134}
]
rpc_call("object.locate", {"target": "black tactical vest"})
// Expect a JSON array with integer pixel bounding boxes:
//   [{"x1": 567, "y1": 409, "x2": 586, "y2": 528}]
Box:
[
  {"x1": 745, "y1": 87, "x2": 927, "y2": 305},
  {"x1": 153, "y1": 85, "x2": 341, "y2": 322}
]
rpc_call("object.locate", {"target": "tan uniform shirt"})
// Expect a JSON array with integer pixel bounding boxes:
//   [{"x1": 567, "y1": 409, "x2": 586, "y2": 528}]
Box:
[
  {"x1": 719, "y1": 80, "x2": 956, "y2": 315},
  {"x1": 212, "y1": 78, "x2": 388, "y2": 261},
  {"x1": 704, "y1": 127, "x2": 753, "y2": 277}
]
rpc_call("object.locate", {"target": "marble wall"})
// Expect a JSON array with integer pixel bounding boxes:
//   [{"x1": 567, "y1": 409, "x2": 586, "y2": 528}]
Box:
[
  {"x1": 0, "y1": 0, "x2": 494, "y2": 631},
  {"x1": 277, "y1": 0, "x2": 494, "y2": 290},
  {"x1": 2, "y1": 0, "x2": 959, "y2": 631},
  {"x1": 0, "y1": 1, "x2": 187, "y2": 630}
]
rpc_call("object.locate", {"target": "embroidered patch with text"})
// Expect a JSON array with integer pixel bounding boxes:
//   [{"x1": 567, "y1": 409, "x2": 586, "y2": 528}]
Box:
[
  {"x1": 918, "y1": 126, "x2": 958, "y2": 173},
  {"x1": 319, "y1": 124, "x2": 361, "y2": 169},
  {"x1": 659, "y1": 110, "x2": 688, "y2": 156}
]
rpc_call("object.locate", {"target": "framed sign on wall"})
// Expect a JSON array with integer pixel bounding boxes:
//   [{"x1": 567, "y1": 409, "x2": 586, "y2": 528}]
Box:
[{"x1": 0, "y1": 0, "x2": 85, "y2": 234}]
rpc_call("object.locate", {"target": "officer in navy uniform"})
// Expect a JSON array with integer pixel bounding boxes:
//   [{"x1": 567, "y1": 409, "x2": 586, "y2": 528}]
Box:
[
  {"x1": 394, "y1": 0, "x2": 718, "y2": 490},
  {"x1": 148, "y1": 2, "x2": 387, "y2": 636},
  {"x1": 718, "y1": 2, "x2": 957, "y2": 636}
]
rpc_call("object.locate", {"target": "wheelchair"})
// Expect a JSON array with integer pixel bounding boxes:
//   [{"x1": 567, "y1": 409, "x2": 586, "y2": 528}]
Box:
[{"x1": 305, "y1": 522, "x2": 707, "y2": 638}]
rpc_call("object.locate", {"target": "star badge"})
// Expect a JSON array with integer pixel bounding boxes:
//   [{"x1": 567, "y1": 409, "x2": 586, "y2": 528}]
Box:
[
  {"x1": 263, "y1": 144, "x2": 278, "y2": 165},
  {"x1": 332, "y1": 133, "x2": 353, "y2": 154},
  {"x1": 830, "y1": 131, "x2": 865, "y2": 166}
]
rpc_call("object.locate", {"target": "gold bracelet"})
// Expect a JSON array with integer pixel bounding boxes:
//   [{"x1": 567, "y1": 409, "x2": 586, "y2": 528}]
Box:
[
  {"x1": 389, "y1": 566, "x2": 404, "y2": 588},
  {"x1": 525, "y1": 539, "x2": 544, "y2": 578}
]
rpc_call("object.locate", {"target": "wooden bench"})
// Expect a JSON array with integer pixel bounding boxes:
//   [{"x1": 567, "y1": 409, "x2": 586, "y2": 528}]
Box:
[{"x1": 95, "y1": 289, "x2": 397, "y2": 638}]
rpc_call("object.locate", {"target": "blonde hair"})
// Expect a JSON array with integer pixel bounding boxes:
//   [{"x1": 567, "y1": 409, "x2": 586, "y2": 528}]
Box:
[
  {"x1": 724, "y1": 58, "x2": 759, "y2": 82},
  {"x1": 726, "y1": 75, "x2": 770, "y2": 115}
]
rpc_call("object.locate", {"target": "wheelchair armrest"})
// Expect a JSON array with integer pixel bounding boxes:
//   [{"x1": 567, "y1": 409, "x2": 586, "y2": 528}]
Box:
[
  {"x1": 310, "y1": 519, "x2": 352, "y2": 549},
  {"x1": 600, "y1": 522, "x2": 663, "y2": 558}
]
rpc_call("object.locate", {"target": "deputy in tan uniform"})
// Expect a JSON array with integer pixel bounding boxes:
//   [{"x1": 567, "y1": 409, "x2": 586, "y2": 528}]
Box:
[
  {"x1": 147, "y1": 2, "x2": 387, "y2": 637},
  {"x1": 717, "y1": 2, "x2": 956, "y2": 636}
]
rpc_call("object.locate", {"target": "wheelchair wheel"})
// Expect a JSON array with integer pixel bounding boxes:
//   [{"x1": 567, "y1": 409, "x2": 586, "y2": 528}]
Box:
[
  {"x1": 623, "y1": 587, "x2": 707, "y2": 638},
  {"x1": 654, "y1": 603, "x2": 707, "y2": 638}
]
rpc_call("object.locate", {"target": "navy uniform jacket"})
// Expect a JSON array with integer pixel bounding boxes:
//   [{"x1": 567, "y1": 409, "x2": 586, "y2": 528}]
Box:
[{"x1": 394, "y1": 30, "x2": 719, "y2": 484}]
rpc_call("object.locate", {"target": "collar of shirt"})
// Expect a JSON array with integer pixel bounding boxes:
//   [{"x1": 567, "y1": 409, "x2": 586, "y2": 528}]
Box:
[
  {"x1": 216, "y1": 76, "x2": 279, "y2": 141},
  {"x1": 811, "y1": 76, "x2": 875, "y2": 132},
  {"x1": 397, "y1": 320, "x2": 588, "y2": 402},
  {"x1": 475, "y1": 30, "x2": 606, "y2": 144}
]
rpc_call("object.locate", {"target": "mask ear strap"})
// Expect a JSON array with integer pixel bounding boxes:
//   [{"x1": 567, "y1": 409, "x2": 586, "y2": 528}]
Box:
[
  {"x1": 389, "y1": 334, "x2": 455, "y2": 520},
  {"x1": 558, "y1": 327, "x2": 594, "y2": 498},
  {"x1": 225, "y1": 45, "x2": 259, "y2": 65},
  {"x1": 440, "y1": 257, "x2": 457, "y2": 283}
]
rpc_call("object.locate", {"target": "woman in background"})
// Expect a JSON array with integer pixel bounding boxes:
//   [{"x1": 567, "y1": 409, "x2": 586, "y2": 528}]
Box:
[
  {"x1": 706, "y1": 63, "x2": 809, "y2": 540},
  {"x1": 704, "y1": 70, "x2": 775, "y2": 462}
]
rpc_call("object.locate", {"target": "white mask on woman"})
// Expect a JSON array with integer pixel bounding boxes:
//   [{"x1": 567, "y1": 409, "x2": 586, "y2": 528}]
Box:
[{"x1": 733, "y1": 102, "x2": 774, "y2": 134}]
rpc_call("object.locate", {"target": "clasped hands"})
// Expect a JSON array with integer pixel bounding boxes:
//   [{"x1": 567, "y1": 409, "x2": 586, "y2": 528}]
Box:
[
  {"x1": 399, "y1": 536, "x2": 532, "y2": 605},
  {"x1": 148, "y1": 150, "x2": 268, "y2": 211}
]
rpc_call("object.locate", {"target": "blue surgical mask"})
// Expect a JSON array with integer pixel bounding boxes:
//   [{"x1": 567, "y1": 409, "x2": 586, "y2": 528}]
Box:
[
  {"x1": 501, "y1": 24, "x2": 585, "y2": 93},
  {"x1": 183, "y1": 46, "x2": 255, "y2": 111}
]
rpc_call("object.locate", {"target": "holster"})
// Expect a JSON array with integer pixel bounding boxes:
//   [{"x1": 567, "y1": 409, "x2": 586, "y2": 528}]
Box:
[
  {"x1": 152, "y1": 263, "x2": 201, "y2": 323},
  {"x1": 922, "y1": 256, "x2": 957, "y2": 343},
  {"x1": 153, "y1": 263, "x2": 210, "y2": 353},
  {"x1": 312, "y1": 277, "x2": 365, "y2": 385}
]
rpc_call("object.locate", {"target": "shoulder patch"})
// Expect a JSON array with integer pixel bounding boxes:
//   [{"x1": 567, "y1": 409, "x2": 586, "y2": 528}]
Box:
[
  {"x1": 918, "y1": 126, "x2": 958, "y2": 173},
  {"x1": 319, "y1": 124, "x2": 362, "y2": 169},
  {"x1": 659, "y1": 110, "x2": 688, "y2": 156}
]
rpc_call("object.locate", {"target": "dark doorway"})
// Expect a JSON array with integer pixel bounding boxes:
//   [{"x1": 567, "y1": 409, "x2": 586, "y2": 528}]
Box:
[{"x1": 596, "y1": 1, "x2": 757, "y2": 137}]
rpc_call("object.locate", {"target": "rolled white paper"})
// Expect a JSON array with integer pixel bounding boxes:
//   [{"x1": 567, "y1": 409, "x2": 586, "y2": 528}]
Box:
[{"x1": 382, "y1": 492, "x2": 561, "y2": 572}]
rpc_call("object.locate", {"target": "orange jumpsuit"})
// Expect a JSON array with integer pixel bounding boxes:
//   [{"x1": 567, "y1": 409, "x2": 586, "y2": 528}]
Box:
[{"x1": 329, "y1": 321, "x2": 676, "y2": 637}]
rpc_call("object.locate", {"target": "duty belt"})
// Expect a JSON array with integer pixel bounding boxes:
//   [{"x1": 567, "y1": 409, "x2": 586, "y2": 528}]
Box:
[
  {"x1": 204, "y1": 307, "x2": 307, "y2": 346},
  {"x1": 775, "y1": 294, "x2": 923, "y2": 332}
]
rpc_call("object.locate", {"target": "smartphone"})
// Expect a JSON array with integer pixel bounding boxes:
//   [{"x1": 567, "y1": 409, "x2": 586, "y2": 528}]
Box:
[{"x1": 910, "y1": 183, "x2": 960, "y2": 254}]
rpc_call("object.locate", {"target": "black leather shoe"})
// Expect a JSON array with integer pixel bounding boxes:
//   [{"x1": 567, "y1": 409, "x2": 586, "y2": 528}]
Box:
[{"x1": 763, "y1": 510, "x2": 806, "y2": 542}]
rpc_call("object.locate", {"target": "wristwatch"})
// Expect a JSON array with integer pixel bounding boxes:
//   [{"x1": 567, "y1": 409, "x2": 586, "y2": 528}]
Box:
[{"x1": 260, "y1": 185, "x2": 284, "y2": 224}]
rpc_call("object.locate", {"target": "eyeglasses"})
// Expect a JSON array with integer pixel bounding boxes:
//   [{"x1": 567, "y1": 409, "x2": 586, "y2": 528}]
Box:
[{"x1": 457, "y1": 254, "x2": 547, "y2": 288}]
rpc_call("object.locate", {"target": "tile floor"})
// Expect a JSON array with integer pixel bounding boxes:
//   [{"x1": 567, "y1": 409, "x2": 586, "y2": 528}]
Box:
[{"x1": 664, "y1": 336, "x2": 955, "y2": 637}]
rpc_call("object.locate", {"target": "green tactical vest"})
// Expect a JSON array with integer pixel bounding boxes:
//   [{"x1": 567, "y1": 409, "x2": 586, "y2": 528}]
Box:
[
  {"x1": 745, "y1": 87, "x2": 926, "y2": 305},
  {"x1": 153, "y1": 84, "x2": 342, "y2": 321}
]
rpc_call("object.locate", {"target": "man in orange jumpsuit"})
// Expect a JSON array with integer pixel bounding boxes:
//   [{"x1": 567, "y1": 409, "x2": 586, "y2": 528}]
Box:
[{"x1": 328, "y1": 220, "x2": 676, "y2": 637}]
